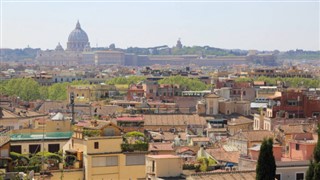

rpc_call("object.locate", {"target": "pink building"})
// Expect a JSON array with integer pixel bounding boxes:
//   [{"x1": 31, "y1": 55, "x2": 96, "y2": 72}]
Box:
[{"x1": 289, "y1": 139, "x2": 316, "y2": 160}]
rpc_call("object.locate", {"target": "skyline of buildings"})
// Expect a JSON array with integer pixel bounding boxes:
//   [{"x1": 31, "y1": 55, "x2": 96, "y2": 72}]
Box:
[{"x1": 1, "y1": 1, "x2": 319, "y2": 51}]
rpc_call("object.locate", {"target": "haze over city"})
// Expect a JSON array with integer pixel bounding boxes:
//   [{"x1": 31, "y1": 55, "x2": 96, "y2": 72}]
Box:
[{"x1": 1, "y1": 0, "x2": 319, "y2": 51}]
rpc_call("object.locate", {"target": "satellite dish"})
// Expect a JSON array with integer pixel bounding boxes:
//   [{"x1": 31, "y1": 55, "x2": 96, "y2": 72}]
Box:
[{"x1": 28, "y1": 170, "x2": 35, "y2": 180}]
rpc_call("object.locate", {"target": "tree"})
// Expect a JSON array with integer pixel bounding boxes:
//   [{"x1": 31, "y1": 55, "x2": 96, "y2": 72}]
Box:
[
  {"x1": 306, "y1": 160, "x2": 314, "y2": 180},
  {"x1": 256, "y1": 138, "x2": 276, "y2": 180},
  {"x1": 158, "y1": 75, "x2": 209, "y2": 91},
  {"x1": 48, "y1": 83, "x2": 69, "y2": 100},
  {"x1": 306, "y1": 125, "x2": 320, "y2": 180},
  {"x1": 106, "y1": 76, "x2": 146, "y2": 85}
]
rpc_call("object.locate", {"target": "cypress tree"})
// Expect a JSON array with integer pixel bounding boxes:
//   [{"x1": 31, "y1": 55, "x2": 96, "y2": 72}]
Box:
[
  {"x1": 306, "y1": 160, "x2": 314, "y2": 180},
  {"x1": 256, "y1": 138, "x2": 276, "y2": 180},
  {"x1": 313, "y1": 163, "x2": 320, "y2": 180},
  {"x1": 314, "y1": 125, "x2": 320, "y2": 163},
  {"x1": 306, "y1": 125, "x2": 320, "y2": 180}
]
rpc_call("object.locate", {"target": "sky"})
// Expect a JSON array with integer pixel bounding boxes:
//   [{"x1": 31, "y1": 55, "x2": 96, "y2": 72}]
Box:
[{"x1": 1, "y1": 0, "x2": 319, "y2": 51}]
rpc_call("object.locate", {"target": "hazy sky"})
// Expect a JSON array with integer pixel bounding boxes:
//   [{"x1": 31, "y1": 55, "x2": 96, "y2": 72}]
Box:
[{"x1": 1, "y1": 0, "x2": 319, "y2": 51}]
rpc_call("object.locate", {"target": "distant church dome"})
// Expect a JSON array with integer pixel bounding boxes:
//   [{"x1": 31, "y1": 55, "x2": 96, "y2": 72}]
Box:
[
  {"x1": 67, "y1": 21, "x2": 89, "y2": 51},
  {"x1": 55, "y1": 42, "x2": 64, "y2": 51}
]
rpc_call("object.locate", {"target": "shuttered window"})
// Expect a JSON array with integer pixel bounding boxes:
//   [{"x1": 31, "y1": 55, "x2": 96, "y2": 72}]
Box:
[
  {"x1": 92, "y1": 156, "x2": 118, "y2": 167},
  {"x1": 126, "y1": 154, "x2": 145, "y2": 165}
]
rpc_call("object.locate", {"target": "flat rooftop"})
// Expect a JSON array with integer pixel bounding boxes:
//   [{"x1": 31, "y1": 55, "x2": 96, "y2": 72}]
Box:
[{"x1": 11, "y1": 131, "x2": 73, "y2": 141}]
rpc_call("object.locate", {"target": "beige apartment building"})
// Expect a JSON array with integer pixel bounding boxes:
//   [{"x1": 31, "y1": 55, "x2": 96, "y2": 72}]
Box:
[
  {"x1": 67, "y1": 84, "x2": 117, "y2": 103},
  {"x1": 66, "y1": 120, "x2": 147, "y2": 180},
  {"x1": 146, "y1": 154, "x2": 183, "y2": 179}
]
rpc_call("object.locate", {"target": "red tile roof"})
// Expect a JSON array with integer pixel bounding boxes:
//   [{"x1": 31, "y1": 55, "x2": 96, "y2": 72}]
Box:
[
  {"x1": 206, "y1": 148, "x2": 240, "y2": 164},
  {"x1": 147, "y1": 154, "x2": 180, "y2": 159},
  {"x1": 149, "y1": 143, "x2": 174, "y2": 152}
]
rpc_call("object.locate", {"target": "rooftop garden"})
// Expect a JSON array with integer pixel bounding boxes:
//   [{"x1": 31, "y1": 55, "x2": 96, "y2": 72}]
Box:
[{"x1": 121, "y1": 131, "x2": 148, "y2": 152}]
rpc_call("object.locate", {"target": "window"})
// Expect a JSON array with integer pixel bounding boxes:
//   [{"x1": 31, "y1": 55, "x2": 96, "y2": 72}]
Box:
[
  {"x1": 275, "y1": 174, "x2": 281, "y2": 180},
  {"x1": 243, "y1": 91, "x2": 246, "y2": 96},
  {"x1": 29, "y1": 144, "x2": 41, "y2": 154},
  {"x1": 126, "y1": 155, "x2": 146, "y2": 166},
  {"x1": 296, "y1": 173, "x2": 304, "y2": 180},
  {"x1": 92, "y1": 156, "x2": 118, "y2": 167},
  {"x1": 149, "y1": 89, "x2": 153, "y2": 93},
  {"x1": 288, "y1": 100, "x2": 298, "y2": 106},
  {"x1": 48, "y1": 144, "x2": 60, "y2": 153},
  {"x1": 312, "y1": 112, "x2": 320, "y2": 117},
  {"x1": 94, "y1": 142, "x2": 99, "y2": 149},
  {"x1": 10, "y1": 145, "x2": 22, "y2": 154},
  {"x1": 152, "y1": 160, "x2": 155, "y2": 172},
  {"x1": 296, "y1": 144, "x2": 300, "y2": 150}
]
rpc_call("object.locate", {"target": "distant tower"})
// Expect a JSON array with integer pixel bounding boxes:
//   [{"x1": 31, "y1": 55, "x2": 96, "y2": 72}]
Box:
[
  {"x1": 176, "y1": 38, "x2": 182, "y2": 49},
  {"x1": 67, "y1": 21, "x2": 89, "y2": 52}
]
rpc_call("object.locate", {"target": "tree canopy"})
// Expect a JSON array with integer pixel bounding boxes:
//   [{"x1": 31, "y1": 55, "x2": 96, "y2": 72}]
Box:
[
  {"x1": 235, "y1": 76, "x2": 320, "y2": 88},
  {"x1": 1, "y1": 78, "x2": 41, "y2": 101},
  {"x1": 158, "y1": 76, "x2": 210, "y2": 91},
  {"x1": 106, "y1": 76, "x2": 146, "y2": 85},
  {"x1": 0, "y1": 78, "x2": 89, "y2": 101},
  {"x1": 256, "y1": 138, "x2": 276, "y2": 180}
]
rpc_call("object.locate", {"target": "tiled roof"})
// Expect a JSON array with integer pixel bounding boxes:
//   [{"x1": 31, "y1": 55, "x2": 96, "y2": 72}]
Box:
[
  {"x1": 176, "y1": 147, "x2": 192, "y2": 153},
  {"x1": 228, "y1": 116, "x2": 253, "y2": 125},
  {"x1": 206, "y1": 148, "x2": 240, "y2": 164},
  {"x1": 144, "y1": 114, "x2": 206, "y2": 126},
  {"x1": 149, "y1": 142, "x2": 174, "y2": 151},
  {"x1": 277, "y1": 124, "x2": 312, "y2": 134},
  {"x1": 147, "y1": 154, "x2": 180, "y2": 159},
  {"x1": 231, "y1": 130, "x2": 274, "y2": 142},
  {"x1": 292, "y1": 133, "x2": 314, "y2": 141},
  {"x1": 189, "y1": 170, "x2": 256, "y2": 180},
  {"x1": 191, "y1": 137, "x2": 210, "y2": 142}
]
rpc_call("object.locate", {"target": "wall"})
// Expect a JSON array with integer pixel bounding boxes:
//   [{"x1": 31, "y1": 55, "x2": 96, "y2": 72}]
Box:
[
  {"x1": 206, "y1": 98, "x2": 218, "y2": 115},
  {"x1": 289, "y1": 142, "x2": 316, "y2": 160},
  {"x1": 146, "y1": 157, "x2": 182, "y2": 178},
  {"x1": 85, "y1": 153, "x2": 146, "y2": 180},
  {"x1": 228, "y1": 123, "x2": 253, "y2": 136},
  {"x1": 84, "y1": 137, "x2": 123, "y2": 154},
  {"x1": 276, "y1": 161, "x2": 309, "y2": 180},
  {"x1": 238, "y1": 157, "x2": 257, "y2": 171},
  {"x1": 46, "y1": 169, "x2": 84, "y2": 180}
]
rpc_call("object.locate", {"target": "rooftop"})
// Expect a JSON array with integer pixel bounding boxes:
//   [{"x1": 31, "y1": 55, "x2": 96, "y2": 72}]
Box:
[
  {"x1": 147, "y1": 154, "x2": 181, "y2": 159},
  {"x1": 11, "y1": 131, "x2": 73, "y2": 141}
]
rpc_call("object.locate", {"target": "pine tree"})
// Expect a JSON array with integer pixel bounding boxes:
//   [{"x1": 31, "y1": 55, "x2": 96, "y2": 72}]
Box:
[{"x1": 256, "y1": 138, "x2": 276, "y2": 180}]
